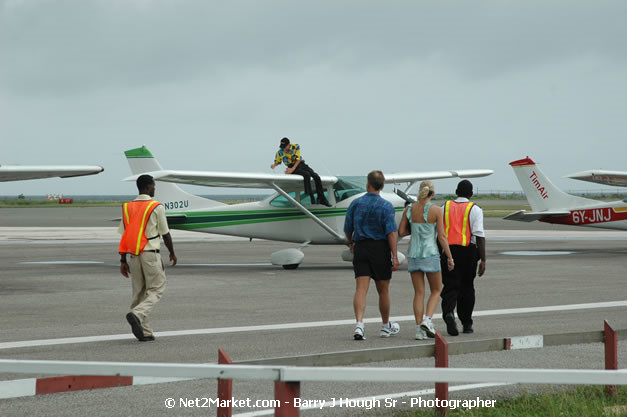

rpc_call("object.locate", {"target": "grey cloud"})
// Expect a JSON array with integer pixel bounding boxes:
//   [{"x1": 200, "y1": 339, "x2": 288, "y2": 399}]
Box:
[{"x1": 2, "y1": 1, "x2": 627, "y2": 96}]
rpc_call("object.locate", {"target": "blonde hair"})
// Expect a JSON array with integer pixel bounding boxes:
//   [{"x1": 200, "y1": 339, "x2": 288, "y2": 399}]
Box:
[{"x1": 417, "y1": 180, "x2": 435, "y2": 201}]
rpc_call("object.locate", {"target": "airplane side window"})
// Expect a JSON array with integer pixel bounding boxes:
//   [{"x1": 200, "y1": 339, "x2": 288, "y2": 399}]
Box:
[
  {"x1": 270, "y1": 192, "x2": 297, "y2": 208},
  {"x1": 335, "y1": 189, "x2": 362, "y2": 202},
  {"x1": 298, "y1": 191, "x2": 317, "y2": 206}
]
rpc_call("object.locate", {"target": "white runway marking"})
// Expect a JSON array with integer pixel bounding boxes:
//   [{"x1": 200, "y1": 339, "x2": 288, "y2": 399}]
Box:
[
  {"x1": 177, "y1": 263, "x2": 273, "y2": 267},
  {"x1": 0, "y1": 301, "x2": 624, "y2": 351},
  {"x1": 18, "y1": 261, "x2": 273, "y2": 267},
  {"x1": 0, "y1": 227, "x2": 250, "y2": 243},
  {"x1": 1, "y1": 227, "x2": 626, "y2": 243},
  {"x1": 499, "y1": 251, "x2": 576, "y2": 256},
  {"x1": 19, "y1": 261, "x2": 105, "y2": 265},
  {"x1": 487, "y1": 229, "x2": 627, "y2": 240}
]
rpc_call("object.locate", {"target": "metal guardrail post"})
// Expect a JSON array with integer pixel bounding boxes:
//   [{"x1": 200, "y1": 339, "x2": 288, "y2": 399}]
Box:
[
  {"x1": 604, "y1": 321, "x2": 618, "y2": 397},
  {"x1": 274, "y1": 381, "x2": 300, "y2": 417},
  {"x1": 217, "y1": 348, "x2": 233, "y2": 417},
  {"x1": 435, "y1": 332, "x2": 449, "y2": 417}
]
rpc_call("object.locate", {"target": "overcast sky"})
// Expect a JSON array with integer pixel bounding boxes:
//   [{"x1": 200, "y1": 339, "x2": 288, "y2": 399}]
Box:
[{"x1": 1, "y1": 0, "x2": 626, "y2": 196}]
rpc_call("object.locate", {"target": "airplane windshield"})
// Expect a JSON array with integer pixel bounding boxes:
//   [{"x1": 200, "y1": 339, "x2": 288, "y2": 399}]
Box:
[
  {"x1": 268, "y1": 177, "x2": 366, "y2": 207},
  {"x1": 270, "y1": 191, "x2": 327, "y2": 208},
  {"x1": 334, "y1": 176, "x2": 367, "y2": 202}
]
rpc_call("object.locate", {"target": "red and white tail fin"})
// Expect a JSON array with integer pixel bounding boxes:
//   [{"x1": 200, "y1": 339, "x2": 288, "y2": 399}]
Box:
[{"x1": 510, "y1": 157, "x2": 595, "y2": 212}]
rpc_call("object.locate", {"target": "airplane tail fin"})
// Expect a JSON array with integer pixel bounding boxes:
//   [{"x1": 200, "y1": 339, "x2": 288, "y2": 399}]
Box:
[
  {"x1": 124, "y1": 146, "x2": 225, "y2": 211},
  {"x1": 510, "y1": 157, "x2": 595, "y2": 212}
]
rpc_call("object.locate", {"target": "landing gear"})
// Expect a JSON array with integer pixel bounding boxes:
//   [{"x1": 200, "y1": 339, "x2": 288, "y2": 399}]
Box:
[{"x1": 271, "y1": 248, "x2": 304, "y2": 270}]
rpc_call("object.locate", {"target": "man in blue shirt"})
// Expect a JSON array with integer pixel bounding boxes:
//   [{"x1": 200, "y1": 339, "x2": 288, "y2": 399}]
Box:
[{"x1": 344, "y1": 170, "x2": 400, "y2": 340}]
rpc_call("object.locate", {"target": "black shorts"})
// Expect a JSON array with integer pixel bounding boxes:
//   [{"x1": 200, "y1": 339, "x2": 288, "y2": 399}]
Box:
[{"x1": 353, "y1": 240, "x2": 392, "y2": 281}]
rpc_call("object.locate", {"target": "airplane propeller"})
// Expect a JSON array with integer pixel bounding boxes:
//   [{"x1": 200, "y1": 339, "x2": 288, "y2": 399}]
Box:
[{"x1": 394, "y1": 188, "x2": 416, "y2": 204}]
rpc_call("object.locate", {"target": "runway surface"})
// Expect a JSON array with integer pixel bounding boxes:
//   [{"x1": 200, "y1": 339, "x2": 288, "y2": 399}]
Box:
[{"x1": 0, "y1": 208, "x2": 626, "y2": 416}]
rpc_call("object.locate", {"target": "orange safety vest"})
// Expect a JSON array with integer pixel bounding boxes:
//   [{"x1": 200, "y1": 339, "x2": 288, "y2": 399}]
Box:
[
  {"x1": 444, "y1": 200, "x2": 475, "y2": 246},
  {"x1": 118, "y1": 200, "x2": 161, "y2": 255}
]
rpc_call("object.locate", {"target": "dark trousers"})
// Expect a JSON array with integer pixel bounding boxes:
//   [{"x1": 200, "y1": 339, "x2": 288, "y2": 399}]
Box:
[
  {"x1": 292, "y1": 161, "x2": 324, "y2": 201},
  {"x1": 440, "y1": 244, "x2": 479, "y2": 326}
]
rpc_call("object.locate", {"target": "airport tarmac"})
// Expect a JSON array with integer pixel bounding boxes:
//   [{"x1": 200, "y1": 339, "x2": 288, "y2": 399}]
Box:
[{"x1": 0, "y1": 208, "x2": 625, "y2": 416}]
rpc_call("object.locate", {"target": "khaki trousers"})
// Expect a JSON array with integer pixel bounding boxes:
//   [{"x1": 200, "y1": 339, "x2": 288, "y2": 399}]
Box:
[{"x1": 129, "y1": 251, "x2": 166, "y2": 337}]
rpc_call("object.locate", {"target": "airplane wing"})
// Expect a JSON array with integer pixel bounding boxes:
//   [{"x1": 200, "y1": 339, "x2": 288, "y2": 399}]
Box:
[
  {"x1": 504, "y1": 210, "x2": 571, "y2": 222},
  {"x1": 385, "y1": 169, "x2": 494, "y2": 184},
  {"x1": 0, "y1": 165, "x2": 104, "y2": 182},
  {"x1": 124, "y1": 168, "x2": 492, "y2": 191},
  {"x1": 124, "y1": 170, "x2": 338, "y2": 191},
  {"x1": 566, "y1": 170, "x2": 627, "y2": 187}
]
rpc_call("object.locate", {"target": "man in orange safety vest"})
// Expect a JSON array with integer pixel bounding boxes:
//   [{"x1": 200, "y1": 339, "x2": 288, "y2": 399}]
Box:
[
  {"x1": 440, "y1": 180, "x2": 486, "y2": 336},
  {"x1": 119, "y1": 174, "x2": 177, "y2": 341}
]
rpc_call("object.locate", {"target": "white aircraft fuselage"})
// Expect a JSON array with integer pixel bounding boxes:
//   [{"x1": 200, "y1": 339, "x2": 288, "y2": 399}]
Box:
[{"x1": 164, "y1": 191, "x2": 407, "y2": 244}]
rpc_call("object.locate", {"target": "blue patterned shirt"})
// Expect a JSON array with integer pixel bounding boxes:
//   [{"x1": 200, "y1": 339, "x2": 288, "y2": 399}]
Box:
[{"x1": 344, "y1": 193, "x2": 397, "y2": 242}]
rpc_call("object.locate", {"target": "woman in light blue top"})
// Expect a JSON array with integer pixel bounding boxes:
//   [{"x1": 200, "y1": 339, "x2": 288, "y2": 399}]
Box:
[{"x1": 399, "y1": 181, "x2": 454, "y2": 340}]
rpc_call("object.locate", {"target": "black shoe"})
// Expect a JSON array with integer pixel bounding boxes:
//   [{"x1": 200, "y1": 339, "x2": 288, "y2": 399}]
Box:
[
  {"x1": 139, "y1": 335, "x2": 156, "y2": 342},
  {"x1": 463, "y1": 324, "x2": 474, "y2": 334},
  {"x1": 317, "y1": 197, "x2": 332, "y2": 207},
  {"x1": 443, "y1": 313, "x2": 459, "y2": 336},
  {"x1": 126, "y1": 312, "x2": 145, "y2": 341}
]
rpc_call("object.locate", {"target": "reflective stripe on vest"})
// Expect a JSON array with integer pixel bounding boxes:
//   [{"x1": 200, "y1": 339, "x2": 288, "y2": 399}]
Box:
[
  {"x1": 444, "y1": 200, "x2": 475, "y2": 246},
  {"x1": 119, "y1": 200, "x2": 160, "y2": 255}
]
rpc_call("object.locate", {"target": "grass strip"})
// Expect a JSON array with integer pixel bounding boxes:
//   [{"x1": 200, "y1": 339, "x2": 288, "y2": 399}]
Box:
[{"x1": 394, "y1": 386, "x2": 626, "y2": 417}]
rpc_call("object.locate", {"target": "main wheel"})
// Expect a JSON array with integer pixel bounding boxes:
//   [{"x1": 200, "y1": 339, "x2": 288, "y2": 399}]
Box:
[{"x1": 282, "y1": 264, "x2": 299, "y2": 270}]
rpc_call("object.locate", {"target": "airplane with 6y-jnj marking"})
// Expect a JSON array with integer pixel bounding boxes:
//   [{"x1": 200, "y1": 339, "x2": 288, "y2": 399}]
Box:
[
  {"x1": 505, "y1": 157, "x2": 627, "y2": 230},
  {"x1": 124, "y1": 146, "x2": 493, "y2": 269}
]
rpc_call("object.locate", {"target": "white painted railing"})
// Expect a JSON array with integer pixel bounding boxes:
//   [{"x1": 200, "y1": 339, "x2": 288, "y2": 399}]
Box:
[{"x1": 0, "y1": 359, "x2": 625, "y2": 386}]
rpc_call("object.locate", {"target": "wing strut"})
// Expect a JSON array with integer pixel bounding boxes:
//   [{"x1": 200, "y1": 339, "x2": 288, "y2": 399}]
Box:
[{"x1": 270, "y1": 183, "x2": 346, "y2": 243}]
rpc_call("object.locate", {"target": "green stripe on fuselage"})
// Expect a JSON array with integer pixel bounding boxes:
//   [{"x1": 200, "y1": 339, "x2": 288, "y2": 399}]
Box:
[{"x1": 166, "y1": 206, "x2": 404, "y2": 230}]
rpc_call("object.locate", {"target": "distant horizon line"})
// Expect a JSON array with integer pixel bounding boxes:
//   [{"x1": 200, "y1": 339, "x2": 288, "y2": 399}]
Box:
[{"x1": 0, "y1": 188, "x2": 624, "y2": 199}]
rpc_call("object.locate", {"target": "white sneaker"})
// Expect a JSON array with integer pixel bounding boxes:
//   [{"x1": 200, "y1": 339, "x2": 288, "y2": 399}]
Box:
[
  {"x1": 415, "y1": 327, "x2": 428, "y2": 340},
  {"x1": 420, "y1": 318, "x2": 436, "y2": 338},
  {"x1": 380, "y1": 321, "x2": 400, "y2": 338},
  {"x1": 354, "y1": 325, "x2": 366, "y2": 340}
]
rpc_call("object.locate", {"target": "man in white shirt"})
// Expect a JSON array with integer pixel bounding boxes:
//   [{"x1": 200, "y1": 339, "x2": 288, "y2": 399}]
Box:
[{"x1": 440, "y1": 180, "x2": 486, "y2": 336}]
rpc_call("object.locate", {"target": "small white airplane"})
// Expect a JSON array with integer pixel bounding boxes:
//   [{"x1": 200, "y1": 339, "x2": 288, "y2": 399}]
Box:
[
  {"x1": 124, "y1": 146, "x2": 493, "y2": 269},
  {"x1": 0, "y1": 165, "x2": 104, "y2": 182},
  {"x1": 566, "y1": 169, "x2": 627, "y2": 188},
  {"x1": 505, "y1": 157, "x2": 627, "y2": 230}
]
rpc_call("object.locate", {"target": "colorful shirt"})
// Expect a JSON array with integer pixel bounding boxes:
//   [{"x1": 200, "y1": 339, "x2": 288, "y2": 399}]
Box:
[
  {"x1": 274, "y1": 143, "x2": 301, "y2": 167},
  {"x1": 344, "y1": 193, "x2": 397, "y2": 242}
]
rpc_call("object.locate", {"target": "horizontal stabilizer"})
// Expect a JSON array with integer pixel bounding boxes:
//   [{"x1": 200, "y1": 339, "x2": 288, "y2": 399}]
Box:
[{"x1": 504, "y1": 210, "x2": 570, "y2": 222}]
